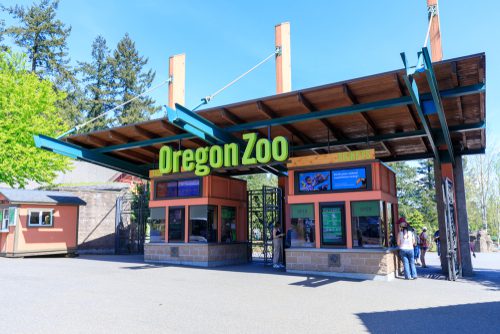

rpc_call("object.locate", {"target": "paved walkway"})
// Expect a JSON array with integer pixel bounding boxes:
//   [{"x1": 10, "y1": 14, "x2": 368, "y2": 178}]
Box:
[{"x1": 0, "y1": 252, "x2": 498, "y2": 333}]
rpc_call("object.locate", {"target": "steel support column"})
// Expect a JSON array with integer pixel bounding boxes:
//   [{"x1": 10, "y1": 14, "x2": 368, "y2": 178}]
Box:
[{"x1": 454, "y1": 156, "x2": 473, "y2": 276}]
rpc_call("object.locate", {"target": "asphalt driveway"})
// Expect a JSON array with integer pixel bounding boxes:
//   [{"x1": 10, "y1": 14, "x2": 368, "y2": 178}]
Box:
[{"x1": 0, "y1": 252, "x2": 498, "y2": 333}]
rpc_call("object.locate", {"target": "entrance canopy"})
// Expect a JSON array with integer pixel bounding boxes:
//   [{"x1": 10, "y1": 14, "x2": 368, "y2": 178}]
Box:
[{"x1": 35, "y1": 51, "x2": 486, "y2": 178}]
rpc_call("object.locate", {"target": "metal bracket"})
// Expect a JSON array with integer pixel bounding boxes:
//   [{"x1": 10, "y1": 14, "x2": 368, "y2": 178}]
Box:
[
  {"x1": 275, "y1": 46, "x2": 282, "y2": 56},
  {"x1": 428, "y1": 4, "x2": 438, "y2": 18}
]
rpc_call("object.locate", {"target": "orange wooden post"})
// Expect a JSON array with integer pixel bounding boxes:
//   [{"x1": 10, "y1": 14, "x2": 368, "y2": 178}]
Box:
[
  {"x1": 275, "y1": 22, "x2": 291, "y2": 94},
  {"x1": 427, "y1": 0, "x2": 443, "y2": 61},
  {"x1": 168, "y1": 54, "x2": 186, "y2": 108}
]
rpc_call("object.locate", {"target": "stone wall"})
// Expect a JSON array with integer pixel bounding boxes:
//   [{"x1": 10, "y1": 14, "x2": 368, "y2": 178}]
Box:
[
  {"x1": 56, "y1": 187, "x2": 128, "y2": 254},
  {"x1": 286, "y1": 248, "x2": 397, "y2": 281},
  {"x1": 145, "y1": 243, "x2": 249, "y2": 267}
]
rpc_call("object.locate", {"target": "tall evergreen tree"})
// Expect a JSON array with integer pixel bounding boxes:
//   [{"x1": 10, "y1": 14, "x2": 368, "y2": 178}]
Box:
[
  {"x1": 78, "y1": 36, "x2": 115, "y2": 131},
  {"x1": 111, "y1": 33, "x2": 159, "y2": 125},
  {"x1": 0, "y1": 19, "x2": 7, "y2": 51},
  {"x1": 2, "y1": 0, "x2": 72, "y2": 82}
]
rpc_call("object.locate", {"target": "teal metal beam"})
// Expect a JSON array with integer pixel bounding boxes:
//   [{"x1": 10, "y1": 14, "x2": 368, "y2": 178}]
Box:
[
  {"x1": 168, "y1": 103, "x2": 238, "y2": 144},
  {"x1": 401, "y1": 51, "x2": 441, "y2": 163},
  {"x1": 293, "y1": 121, "x2": 484, "y2": 152},
  {"x1": 34, "y1": 134, "x2": 149, "y2": 179},
  {"x1": 92, "y1": 83, "x2": 485, "y2": 154},
  {"x1": 422, "y1": 47, "x2": 455, "y2": 164},
  {"x1": 382, "y1": 148, "x2": 485, "y2": 163}
]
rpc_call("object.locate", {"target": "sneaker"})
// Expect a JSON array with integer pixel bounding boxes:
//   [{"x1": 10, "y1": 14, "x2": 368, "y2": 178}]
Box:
[
  {"x1": 411, "y1": 277, "x2": 417, "y2": 280},
  {"x1": 273, "y1": 264, "x2": 279, "y2": 269},
  {"x1": 279, "y1": 264, "x2": 285, "y2": 268}
]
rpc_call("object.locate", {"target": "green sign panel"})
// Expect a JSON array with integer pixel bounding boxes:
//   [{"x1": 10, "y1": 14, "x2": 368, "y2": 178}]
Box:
[
  {"x1": 321, "y1": 206, "x2": 344, "y2": 244},
  {"x1": 291, "y1": 204, "x2": 314, "y2": 219},
  {"x1": 158, "y1": 133, "x2": 289, "y2": 176},
  {"x1": 352, "y1": 201, "x2": 380, "y2": 217}
]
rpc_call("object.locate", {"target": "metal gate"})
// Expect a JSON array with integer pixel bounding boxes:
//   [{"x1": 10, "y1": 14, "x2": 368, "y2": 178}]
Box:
[
  {"x1": 247, "y1": 186, "x2": 283, "y2": 264},
  {"x1": 115, "y1": 192, "x2": 149, "y2": 254},
  {"x1": 443, "y1": 178, "x2": 461, "y2": 280}
]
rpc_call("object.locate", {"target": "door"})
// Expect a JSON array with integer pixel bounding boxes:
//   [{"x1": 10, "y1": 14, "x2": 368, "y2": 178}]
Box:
[
  {"x1": 320, "y1": 203, "x2": 346, "y2": 246},
  {"x1": 168, "y1": 207, "x2": 185, "y2": 242}
]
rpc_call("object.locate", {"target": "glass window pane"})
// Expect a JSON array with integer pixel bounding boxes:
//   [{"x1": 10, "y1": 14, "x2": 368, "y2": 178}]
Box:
[
  {"x1": 149, "y1": 208, "x2": 166, "y2": 242},
  {"x1": 351, "y1": 201, "x2": 383, "y2": 248},
  {"x1": 221, "y1": 207, "x2": 236, "y2": 243},
  {"x1": 30, "y1": 211, "x2": 40, "y2": 226},
  {"x1": 178, "y1": 179, "x2": 200, "y2": 197},
  {"x1": 155, "y1": 181, "x2": 169, "y2": 198},
  {"x1": 289, "y1": 204, "x2": 315, "y2": 247},
  {"x1": 321, "y1": 205, "x2": 345, "y2": 245},
  {"x1": 189, "y1": 205, "x2": 217, "y2": 243},
  {"x1": 41, "y1": 211, "x2": 52, "y2": 225},
  {"x1": 168, "y1": 207, "x2": 185, "y2": 242},
  {"x1": 166, "y1": 181, "x2": 178, "y2": 197}
]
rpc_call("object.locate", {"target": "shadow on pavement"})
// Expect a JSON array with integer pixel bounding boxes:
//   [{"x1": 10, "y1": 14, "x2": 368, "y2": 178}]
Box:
[{"x1": 357, "y1": 301, "x2": 500, "y2": 334}]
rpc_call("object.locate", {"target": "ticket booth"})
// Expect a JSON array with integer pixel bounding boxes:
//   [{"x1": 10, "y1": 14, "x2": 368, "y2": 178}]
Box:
[
  {"x1": 144, "y1": 174, "x2": 249, "y2": 267},
  {"x1": 282, "y1": 151, "x2": 398, "y2": 281}
]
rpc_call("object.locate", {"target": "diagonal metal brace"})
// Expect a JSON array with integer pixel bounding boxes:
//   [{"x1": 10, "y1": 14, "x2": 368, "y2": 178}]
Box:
[{"x1": 401, "y1": 51, "x2": 441, "y2": 164}]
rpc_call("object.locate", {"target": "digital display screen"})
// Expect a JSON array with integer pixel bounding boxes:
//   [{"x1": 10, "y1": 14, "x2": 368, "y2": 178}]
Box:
[
  {"x1": 178, "y1": 179, "x2": 200, "y2": 197},
  {"x1": 321, "y1": 205, "x2": 344, "y2": 245},
  {"x1": 156, "y1": 179, "x2": 200, "y2": 198},
  {"x1": 331, "y1": 168, "x2": 367, "y2": 190},
  {"x1": 298, "y1": 171, "x2": 331, "y2": 192}
]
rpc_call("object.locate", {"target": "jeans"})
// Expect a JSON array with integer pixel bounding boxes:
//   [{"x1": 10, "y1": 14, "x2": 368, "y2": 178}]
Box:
[
  {"x1": 414, "y1": 245, "x2": 420, "y2": 260},
  {"x1": 399, "y1": 249, "x2": 417, "y2": 279}
]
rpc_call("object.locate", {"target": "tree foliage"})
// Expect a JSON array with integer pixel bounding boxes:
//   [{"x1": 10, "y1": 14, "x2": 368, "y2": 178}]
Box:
[
  {"x1": 111, "y1": 33, "x2": 158, "y2": 125},
  {"x1": 78, "y1": 36, "x2": 115, "y2": 132},
  {"x1": 2, "y1": 0, "x2": 72, "y2": 82},
  {"x1": 0, "y1": 52, "x2": 71, "y2": 187}
]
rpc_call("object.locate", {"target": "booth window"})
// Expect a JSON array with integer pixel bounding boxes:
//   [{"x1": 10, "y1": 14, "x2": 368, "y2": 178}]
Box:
[
  {"x1": 189, "y1": 205, "x2": 217, "y2": 243},
  {"x1": 221, "y1": 206, "x2": 236, "y2": 243},
  {"x1": 28, "y1": 209, "x2": 53, "y2": 227},
  {"x1": 289, "y1": 204, "x2": 315, "y2": 247},
  {"x1": 351, "y1": 201, "x2": 385, "y2": 248},
  {"x1": 320, "y1": 203, "x2": 346, "y2": 246},
  {"x1": 386, "y1": 202, "x2": 395, "y2": 247},
  {"x1": 168, "y1": 207, "x2": 185, "y2": 242},
  {"x1": 155, "y1": 178, "x2": 201, "y2": 199},
  {"x1": 149, "y1": 207, "x2": 166, "y2": 243}
]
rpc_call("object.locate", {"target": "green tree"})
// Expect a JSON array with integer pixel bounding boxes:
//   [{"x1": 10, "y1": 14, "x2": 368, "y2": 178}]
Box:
[
  {"x1": 416, "y1": 159, "x2": 438, "y2": 233},
  {"x1": 0, "y1": 52, "x2": 71, "y2": 188},
  {"x1": 0, "y1": 19, "x2": 8, "y2": 51},
  {"x1": 236, "y1": 173, "x2": 278, "y2": 191},
  {"x1": 2, "y1": 0, "x2": 72, "y2": 81},
  {"x1": 111, "y1": 33, "x2": 159, "y2": 125},
  {"x1": 78, "y1": 36, "x2": 115, "y2": 132},
  {"x1": 388, "y1": 162, "x2": 419, "y2": 217}
]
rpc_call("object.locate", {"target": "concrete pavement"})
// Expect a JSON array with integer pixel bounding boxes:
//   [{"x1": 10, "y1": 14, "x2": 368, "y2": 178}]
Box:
[{"x1": 0, "y1": 252, "x2": 498, "y2": 333}]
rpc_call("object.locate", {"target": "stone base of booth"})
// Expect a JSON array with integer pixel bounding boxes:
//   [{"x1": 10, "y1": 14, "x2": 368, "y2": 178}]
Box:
[
  {"x1": 144, "y1": 242, "x2": 249, "y2": 267},
  {"x1": 285, "y1": 248, "x2": 397, "y2": 281}
]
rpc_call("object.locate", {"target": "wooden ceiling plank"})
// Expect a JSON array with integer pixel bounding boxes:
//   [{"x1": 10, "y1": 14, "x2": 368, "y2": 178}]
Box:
[
  {"x1": 84, "y1": 135, "x2": 152, "y2": 164},
  {"x1": 108, "y1": 130, "x2": 158, "y2": 155},
  {"x1": 297, "y1": 93, "x2": 351, "y2": 152},
  {"x1": 256, "y1": 100, "x2": 312, "y2": 145}
]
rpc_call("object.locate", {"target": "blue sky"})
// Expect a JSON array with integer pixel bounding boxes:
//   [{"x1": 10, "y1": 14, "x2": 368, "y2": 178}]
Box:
[{"x1": 2, "y1": 0, "x2": 498, "y2": 144}]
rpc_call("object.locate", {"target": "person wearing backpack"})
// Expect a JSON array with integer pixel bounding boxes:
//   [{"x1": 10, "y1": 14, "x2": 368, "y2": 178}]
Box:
[
  {"x1": 397, "y1": 220, "x2": 417, "y2": 280},
  {"x1": 419, "y1": 227, "x2": 429, "y2": 268}
]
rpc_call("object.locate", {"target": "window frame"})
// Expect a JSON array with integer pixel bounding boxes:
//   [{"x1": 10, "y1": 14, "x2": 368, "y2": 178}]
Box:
[
  {"x1": 1, "y1": 208, "x2": 9, "y2": 231},
  {"x1": 188, "y1": 205, "x2": 218, "y2": 243},
  {"x1": 350, "y1": 200, "x2": 385, "y2": 248},
  {"x1": 167, "y1": 206, "x2": 185, "y2": 243},
  {"x1": 289, "y1": 203, "x2": 316, "y2": 248},
  {"x1": 154, "y1": 178, "x2": 202, "y2": 200},
  {"x1": 319, "y1": 202, "x2": 347, "y2": 247},
  {"x1": 221, "y1": 206, "x2": 237, "y2": 243},
  {"x1": 27, "y1": 209, "x2": 54, "y2": 228}
]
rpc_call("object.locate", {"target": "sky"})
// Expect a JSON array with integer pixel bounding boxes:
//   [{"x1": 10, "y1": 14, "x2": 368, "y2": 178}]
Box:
[{"x1": 2, "y1": 0, "x2": 498, "y2": 145}]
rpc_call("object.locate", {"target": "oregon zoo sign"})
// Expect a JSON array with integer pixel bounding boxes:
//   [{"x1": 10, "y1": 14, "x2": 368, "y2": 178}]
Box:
[{"x1": 158, "y1": 133, "x2": 289, "y2": 176}]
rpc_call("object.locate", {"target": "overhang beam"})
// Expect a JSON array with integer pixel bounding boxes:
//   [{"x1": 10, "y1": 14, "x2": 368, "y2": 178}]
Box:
[
  {"x1": 34, "y1": 135, "x2": 149, "y2": 178},
  {"x1": 422, "y1": 47, "x2": 455, "y2": 164},
  {"x1": 90, "y1": 83, "x2": 485, "y2": 154}
]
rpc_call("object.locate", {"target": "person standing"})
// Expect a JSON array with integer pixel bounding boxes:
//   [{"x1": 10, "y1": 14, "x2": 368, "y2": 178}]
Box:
[
  {"x1": 397, "y1": 221, "x2": 417, "y2": 280},
  {"x1": 434, "y1": 230, "x2": 440, "y2": 256},
  {"x1": 272, "y1": 223, "x2": 285, "y2": 269},
  {"x1": 410, "y1": 224, "x2": 421, "y2": 266},
  {"x1": 419, "y1": 227, "x2": 429, "y2": 268}
]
